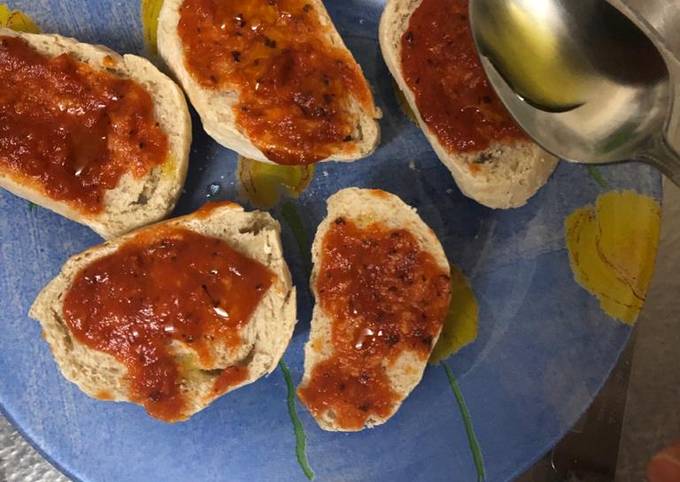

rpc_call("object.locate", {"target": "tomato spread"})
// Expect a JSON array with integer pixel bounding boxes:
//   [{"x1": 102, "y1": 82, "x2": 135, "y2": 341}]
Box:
[
  {"x1": 194, "y1": 200, "x2": 241, "y2": 218},
  {"x1": 62, "y1": 226, "x2": 273, "y2": 421},
  {"x1": 212, "y1": 366, "x2": 250, "y2": 396},
  {"x1": 400, "y1": 0, "x2": 526, "y2": 154},
  {"x1": 0, "y1": 36, "x2": 168, "y2": 213},
  {"x1": 297, "y1": 218, "x2": 451, "y2": 430},
  {"x1": 177, "y1": 0, "x2": 376, "y2": 165}
]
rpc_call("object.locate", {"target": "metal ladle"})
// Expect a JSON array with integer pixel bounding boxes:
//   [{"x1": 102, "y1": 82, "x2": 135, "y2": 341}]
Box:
[{"x1": 469, "y1": 0, "x2": 680, "y2": 185}]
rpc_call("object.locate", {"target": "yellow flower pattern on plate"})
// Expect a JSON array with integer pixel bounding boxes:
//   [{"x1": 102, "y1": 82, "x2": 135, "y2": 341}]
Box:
[
  {"x1": 238, "y1": 156, "x2": 315, "y2": 209},
  {"x1": 430, "y1": 265, "x2": 479, "y2": 364},
  {"x1": 565, "y1": 190, "x2": 660, "y2": 325},
  {"x1": 0, "y1": 5, "x2": 39, "y2": 33},
  {"x1": 140, "y1": 0, "x2": 164, "y2": 54}
]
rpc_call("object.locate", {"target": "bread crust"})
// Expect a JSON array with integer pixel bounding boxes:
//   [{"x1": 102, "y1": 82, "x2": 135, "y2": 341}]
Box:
[
  {"x1": 379, "y1": 0, "x2": 558, "y2": 209},
  {"x1": 0, "y1": 28, "x2": 192, "y2": 238}
]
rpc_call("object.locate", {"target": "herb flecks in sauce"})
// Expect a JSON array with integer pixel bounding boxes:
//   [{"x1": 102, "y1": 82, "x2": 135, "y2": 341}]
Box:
[
  {"x1": 178, "y1": 0, "x2": 376, "y2": 165},
  {"x1": 63, "y1": 226, "x2": 274, "y2": 421},
  {"x1": 298, "y1": 218, "x2": 451, "y2": 430}
]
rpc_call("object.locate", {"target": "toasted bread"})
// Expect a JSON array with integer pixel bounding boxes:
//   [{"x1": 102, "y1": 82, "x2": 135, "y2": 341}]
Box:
[
  {"x1": 30, "y1": 202, "x2": 296, "y2": 422},
  {"x1": 298, "y1": 188, "x2": 450, "y2": 431},
  {"x1": 157, "y1": 0, "x2": 380, "y2": 165},
  {"x1": 0, "y1": 29, "x2": 191, "y2": 238},
  {"x1": 379, "y1": 0, "x2": 558, "y2": 209}
]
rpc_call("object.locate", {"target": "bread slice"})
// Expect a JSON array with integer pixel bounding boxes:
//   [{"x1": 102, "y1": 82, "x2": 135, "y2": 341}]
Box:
[
  {"x1": 379, "y1": 0, "x2": 558, "y2": 209},
  {"x1": 30, "y1": 202, "x2": 296, "y2": 422},
  {"x1": 0, "y1": 29, "x2": 191, "y2": 238},
  {"x1": 298, "y1": 188, "x2": 450, "y2": 431},
  {"x1": 157, "y1": 0, "x2": 380, "y2": 165}
]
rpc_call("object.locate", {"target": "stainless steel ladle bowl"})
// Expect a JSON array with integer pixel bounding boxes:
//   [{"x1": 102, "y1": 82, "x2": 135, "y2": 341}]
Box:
[{"x1": 469, "y1": 0, "x2": 680, "y2": 185}]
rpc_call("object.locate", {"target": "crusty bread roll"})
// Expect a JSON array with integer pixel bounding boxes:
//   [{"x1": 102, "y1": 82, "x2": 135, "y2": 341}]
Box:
[
  {"x1": 30, "y1": 202, "x2": 296, "y2": 422},
  {"x1": 0, "y1": 29, "x2": 191, "y2": 238},
  {"x1": 298, "y1": 188, "x2": 450, "y2": 431},
  {"x1": 157, "y1": 0, "x2": 380, "y2": 165},
  {"x1": 379, "y1": 0, "x2": 558, "y2": 209}
]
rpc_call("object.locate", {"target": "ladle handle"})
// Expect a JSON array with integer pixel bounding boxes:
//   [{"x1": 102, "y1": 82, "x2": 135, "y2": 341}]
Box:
[{"x1": 638, "y1": 134, "x2": 680, "y2": 187}]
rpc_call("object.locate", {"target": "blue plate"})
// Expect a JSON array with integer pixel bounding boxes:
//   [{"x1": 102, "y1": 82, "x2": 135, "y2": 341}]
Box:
[{"x1": 0, "y1": 1, "x2": 661, "y2": 481}]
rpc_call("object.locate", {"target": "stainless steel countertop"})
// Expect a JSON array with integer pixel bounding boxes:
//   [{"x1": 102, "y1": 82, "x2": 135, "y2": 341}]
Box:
[{"x1": 0, "y1": 416, "x2": 67, "y2": 482}]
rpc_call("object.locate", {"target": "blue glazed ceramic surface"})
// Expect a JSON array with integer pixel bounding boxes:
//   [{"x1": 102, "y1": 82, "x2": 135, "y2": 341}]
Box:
[{"x1": 0, "y1": 1, "x2": 661, "y2": 481}]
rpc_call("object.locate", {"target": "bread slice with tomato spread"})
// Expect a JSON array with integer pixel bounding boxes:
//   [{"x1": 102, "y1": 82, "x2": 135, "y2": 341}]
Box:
[
  {"x1": 379, "y1": 0, "x2": 558, "y2": 209},
  {"x1": 0, "y1": 29, "x2": 191, "y2": 238},
  {"x1": 298, "y1": 188, "x2": 451, "y2": 431},
  {"x1": 30, "y1": 202, "x2": 296, "y2": 423},
  {"x1": 157, "y1": 0, "x2": 380, "y2": 166}
]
